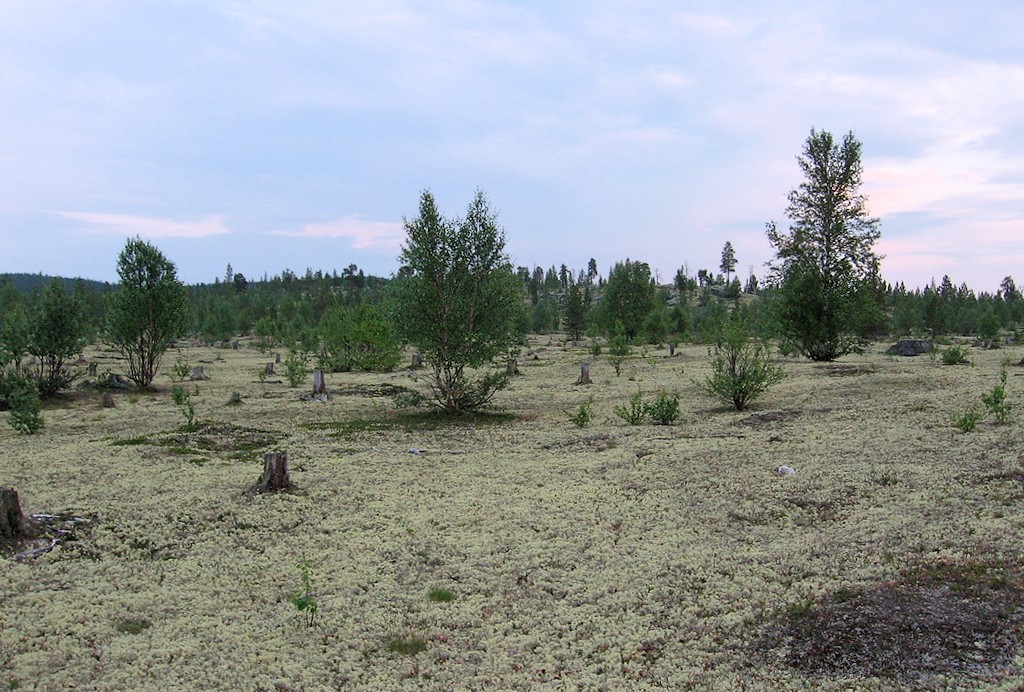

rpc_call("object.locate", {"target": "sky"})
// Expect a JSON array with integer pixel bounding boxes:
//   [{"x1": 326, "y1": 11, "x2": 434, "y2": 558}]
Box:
[{"x1": 1, "y1": 1, "x2": 1023, "y2": 292}]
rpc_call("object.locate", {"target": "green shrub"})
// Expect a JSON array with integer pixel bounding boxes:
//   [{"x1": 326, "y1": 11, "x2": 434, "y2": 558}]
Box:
[
  {"x1": 645, "y1": 392, "x2": 680, "y2": 425},
  {"x1": 284, "y1": 350, "x2": 309, "y2": 388},
  {"x1": 940, "y1": 345, "x2": 971, "y2": 366},
  {"x1": 614, "y1": 390, "x2": 647, "y2": 425},
  {"x1": 6, "y1": 371, "x2": 43, "y2": 434},
  {"x1": 608, "y1": 334, "x2": 631, "y2": 376},
  {"x1": 171, "y1": 385, "x2": 197, "y2": 431},
  {"x1": 567, "y1": 397, "x2": 594, "y2": 428},
  {"x1": 288, "y1": 559, "x2": 318, "y2": 628},
  {"x1": 701, "y1": 324, "x2": 784, "y2": 411},
  {"x1": 951, "y1": 409, "x2": 983, "y2": 433},
  {"x1": 981, "y1": 370, "x2": 1013, "y2": 424}
]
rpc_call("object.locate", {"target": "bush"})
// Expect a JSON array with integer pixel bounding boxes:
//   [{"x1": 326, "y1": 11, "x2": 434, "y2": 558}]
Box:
[
  {"x1": 171, "y1": 385, "x2": 197, "y2": 431},
  {"x1": 981, "y1": 370, "x2": 1013, "y2": 424},
  {"x1": 613, "y1": 390, "x2": 647, "y2": 425},
  {"x1": 702, "y1": 323, "x2": 784, "y2": 411},
  {"x1": 567, "y1": 397, "x2": 594, "y2": 428},
  {"x1": 645, "y1": 392, "x2": 680, "y2": 425},
  {"x1": 6, "y1": 371, "x2": 43, "y2": 434},
  {"x1": 608, "y1": 334, "x2": 631, "y2": 376},
  {"x1": 940, "y1": 345, "x2": 971, "y2": 366},
  {"x1": 951, "y1": 409, "x2": 983, "y2": 433},
  {"x1": 284, "y1": 350, "x2": 309, "y2": 388}
]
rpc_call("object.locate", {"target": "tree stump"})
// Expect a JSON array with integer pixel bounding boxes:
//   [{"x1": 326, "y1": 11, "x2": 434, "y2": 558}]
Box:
[
  {"x1": 312, "y1": 369, "x2": 327, "y2": 396},
  {"x1": 668, "y1": 342, "x2": 676, "y2": 356},
  {"x1": 576, "y1": 362, "x2": 592, "y2": 385},
  {"x1": 101, "y1": 392, "x2": 116, "y2": 408},
  {"x1": 190, "y1": 366, "x2": 209, "y2": 381},
  {"x1": 411, "y1": 353, "x2": 423, "y2": 369},
  {"x1": 506, "y1": 358, "x2": 520, "y2": 376},
  {"x1": 259, "y1": 452, "x2": 291, "y2": 492},
  {"x1": 88, "y1": 362, "x2": 98, "y2": 377},
  {"x1": 0, "y1": 487, "x2": 24, "y2": 539},
  {"x1": 264, "y1": 363, "x2": 275, "y2": 376},
  {"x1": 275, "y1": 352, "x2": 282, "y2": 364}
]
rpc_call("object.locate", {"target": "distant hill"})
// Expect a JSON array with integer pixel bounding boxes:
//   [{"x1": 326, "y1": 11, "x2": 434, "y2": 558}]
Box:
[{"x1": 0, "y1": 273, "x2": 113, "y2": 294}]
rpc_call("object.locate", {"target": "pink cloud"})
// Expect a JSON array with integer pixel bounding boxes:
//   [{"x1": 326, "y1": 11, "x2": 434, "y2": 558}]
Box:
[
  {"x1": 272, "y1": 217, "x2": 405, "y2": 250},
  {"x1": 57, "y1": 211, "x2": 230, "y2": 238}
]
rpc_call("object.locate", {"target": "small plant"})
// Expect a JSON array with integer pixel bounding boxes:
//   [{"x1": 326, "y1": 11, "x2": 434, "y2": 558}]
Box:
[
  {"x1": 288, "y1": 559, "x2": 319, "y2": 628},
  {"x1": 589, "y1": 340, "x2": 602, "y2": 358},
  {"x1": 6, "y1": 373, "x2": 44, "y2": 434},
  {"x1": 393, "y1": 389, "x2": 426, "y2": 410},
  {"x1": 645, "y1": 391, "x2": 680, "y2": 425},
  {"x1": 171, "y1": 351, "x2": 191, "y2": 382},
  {"x1": 567, "y1": 397, "x2": 594, "y2": 428},
  {"x1": 171, "y1": 385, "x2": 197, "y2": 431},
  {"x1": 981, "y1": 369, "x2": 1013, "y2": 424},
  {"x1": 387, "y1": 635, "x2": 427, "y2": 655},
  {"x1": 951, "y1": 408, "x2": 983, "y2": 433},
  {"x1": 427, "y1": 588, "x2": 456, "y2": 603},
  {"x1": 701, "y1": 323, "x2": 784, "y2": 411},
  {"x1": 614, "y1": 390, "x2": 647, "y2": 425},
  {"x1": 940, "y1": 345, "x2": 971, "y2": 366},
  {"x1": 607, "y1": 335, "x2": 631, "y2": 376},
  {"x1": 284, "y1": 349, "x2": 309, "y2": 388}
]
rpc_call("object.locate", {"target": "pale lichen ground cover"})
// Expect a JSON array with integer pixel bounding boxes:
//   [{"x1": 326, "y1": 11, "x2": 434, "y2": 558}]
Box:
[{"x1": 2, "y1": 339, "x2": 1022, "y2": 690}]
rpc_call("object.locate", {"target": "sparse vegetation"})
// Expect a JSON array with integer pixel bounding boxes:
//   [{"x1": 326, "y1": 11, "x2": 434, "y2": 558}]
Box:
[
  {"x1": 645, "y1": 391, "x2": 680, "y2": 425},
  {"x1": 284, "y1": 349, "x2": 309, "y2": 388},
  {"x1": 941, "y1": 344, "x2": 972, "y2": 365},
  {"x1": 6, "y1": 371, "x2": 43, "y2": 434},
  {"x1": 567, "y1": 397, "x2": 594, "y2": 428},
  {"x1": 951, "y1": 408, "x2": 983, "y2": 433},
  {"x1": 613, "y1": 390, "x2": 647, "y2": 425},
  {"x1": 981, "y1": 369, "x2": 1013, "y2": 424},
  {"x1": 288, "y1": 559, "x2": 319, "y2": 628},
  {"x1": 701, "y1": 322, "x2": 784, "y2": 410},
  {"x1": 170, "y1": 385, "x2": 197, "y2": 431}
]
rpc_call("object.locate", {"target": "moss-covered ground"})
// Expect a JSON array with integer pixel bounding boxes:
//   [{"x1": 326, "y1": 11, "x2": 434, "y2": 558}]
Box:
[{"x1": 1, "y1": 338, "x2": 1022, "y2": 689}]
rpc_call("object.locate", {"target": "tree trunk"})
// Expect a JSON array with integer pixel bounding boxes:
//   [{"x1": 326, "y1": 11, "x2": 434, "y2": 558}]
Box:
[
  {"x1": 411, "y1": 353, "x2": 423, "y2": 369},
  {"x1": 0, "y1": 487, "x2": 24, "y2": 539},
  {"x1": 576, "y1": 362, "x2": 592, "y2": 385},
  {"x1": 190, "y1": 366, "x2": 208, "y2": 381},
  {"x1": 275, "y1": 352, "x2": 282, "y2": 364},
  {"x1": 669, "y1": 342, "x2": 676, "y2": 356},
  {"x1": 312, "y1": 369, "x2": 327, "y2": 396},
  {"x1": 264, "y1": 363, "x2": 275, "y2": 376},
  {"x1": 506, "y1": 358, "x2": 520, "y2": 376},
  {"x1": 259, "y1": 452, "x2": 291, "y2": 492}
]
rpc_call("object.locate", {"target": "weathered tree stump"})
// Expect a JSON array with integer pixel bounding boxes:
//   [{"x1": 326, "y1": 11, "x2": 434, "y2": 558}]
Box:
[
  {"x1": 0, "y1": 487, "x2": 24, "y2": 539},
  {"x1": 506, "y1": 358, "x2": 520, "y2": 376},
  {"x1": 576, "y1": 362, "x2": 592, "y2": 385},
  {"x1": 87, "y1": 362, "x2": 98, "y2": 377},
  {"x1": 312, "y1": 369, "x2": 327, "y2": 396},
  {"x1": 668, "y1": 342, "x2": 676, "y2": 356},
  {"x1": 411, "y1": 353, "x2": 423, "y2": 369},
  {"x1": 190, "y1": 366, "x2": 209, "y2": 381},
  {"x1": 264, "y1": 363, "x2": 275, "y2": 376},
  {"x1": 101, "y1": 392, "x2": 115, "y2": 408},
  {"x1": 275, "y1": 352, "x2": 282, "y2": 364},
  {"x1": 259, "y1": 452, "x2": 291, "y2": 492}
]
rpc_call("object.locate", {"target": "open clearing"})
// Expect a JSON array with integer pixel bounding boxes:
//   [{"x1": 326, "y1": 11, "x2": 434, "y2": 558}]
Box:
[{"x1": 2, "y1": 339, "x2": 1023, "y2": 690}]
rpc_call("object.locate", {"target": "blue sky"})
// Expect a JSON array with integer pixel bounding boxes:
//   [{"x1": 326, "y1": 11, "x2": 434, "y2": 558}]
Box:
[{"x1": 2, "y1": 1, "x2": 1022, "y2": 292}]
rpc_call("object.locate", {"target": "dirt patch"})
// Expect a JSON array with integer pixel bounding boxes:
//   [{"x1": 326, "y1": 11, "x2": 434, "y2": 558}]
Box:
[
  {"x1": 735, "y1": 410, "x2": 802, "y2": 426},
  {"x1": 763, "y1": 559, "x2": 1024, "y2": 683}
]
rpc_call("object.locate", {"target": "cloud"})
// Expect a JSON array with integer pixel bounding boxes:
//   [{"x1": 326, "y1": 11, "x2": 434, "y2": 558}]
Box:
[
  {"x1": 271, "y1": 217, "x2": 405, "y2": 250},
  {"x1": 57, "y1": 212, "x2": 230, "y2": 238}
]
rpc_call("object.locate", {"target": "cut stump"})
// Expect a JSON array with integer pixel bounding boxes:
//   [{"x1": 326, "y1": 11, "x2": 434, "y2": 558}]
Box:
[
  {"x1": 259, "y1": 452, "x2": 292, "y2": 492},
  {"x1": 576, "y1": 362, "x2": 592, "y2": 385},
  {"x1": 0, "y1": 487, "x2": 24, "y2": 539}
]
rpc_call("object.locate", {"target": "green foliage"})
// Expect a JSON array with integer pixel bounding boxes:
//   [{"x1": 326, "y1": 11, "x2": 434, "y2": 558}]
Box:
[
  {"x1": 702, "y1": 322, "x2": 785, "y2": 411},
  {"x1": 1, "y1": 303, "x2": 30, "y2": 369},
  {"x1": 288, "y1": 559, "x2": 319, "y2": 628},
  {"x1": 766, "y1": 129, "x2": 883, "y2": 362},
  {"x1": 391, "y1": 190, "x2": 524, "y2": 414},
  {"x1": 171, "y1": 385, "x2": 197, "y2": 431},
  {"x1": 599, "y1": 260, "x2": 656, "y2": 340},
  {"x1": 981, "y1": 370, "x2": 1013, "y2": 424},
  {"x1": 319, "y1": 303, "x2": 402, "y2": 372},
  {"x1": 6, "y1": 370, "x2": 43, "y2": 434},
  {"x1": 607, "y1": 333, "x2": 631, "y2": 376},
  {"x1": 645, "y1": 391, "x2": 680, "y2": 425},
  {"x1": 284, "y1": 349, "x2": 309, "y2": 388},
  {"x1": 106, "y1": 238, "x2": 190, "y2": 388},
  {"x1": 951, "y1": 409, "x2": 982, "y2": 433},
  {"x1": 940, "y1": 345, "x2": 971, "y2": 366},
  {"x1": 28, "y1": 279, "x2": 87, "y2": 397},
  {"x1": 427, "y1": 588, "x2": 456, "y2": 603},
  {"x1": 170, "y1": 351, "x2": 191, "y2": 382},
  {"x1": 386, "y1": 635, "x2": 427, "y2": 656},
  {"x1": 613, "y1": 390, "x2": 647, "y2": 425},
  {"x1": 567, "y1": 397, "x2": 594, "y2": 428},
  {"x1": 393, "y1": 389, "x2": 427, "y2": 410},
  {"x1": 561, "y1": 284, "x2": 587, "y2": 343}
]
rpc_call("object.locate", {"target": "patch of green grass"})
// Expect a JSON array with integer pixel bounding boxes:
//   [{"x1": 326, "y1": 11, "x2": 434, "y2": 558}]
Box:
[
  {"x1": 427, "y1": 588, "x2": 456, "y2": 603},
  {"x1": 113, "y1": 618, "x2": 150, "y2": 635},
  {"x1": 386, "y1": 635, "x2": 428, "y2": 655}
]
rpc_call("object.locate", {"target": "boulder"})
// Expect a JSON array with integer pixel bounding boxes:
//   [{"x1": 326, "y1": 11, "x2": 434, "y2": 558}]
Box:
[{"x1": 886, "y1": 339, "x2": 933, "y2": 357}]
